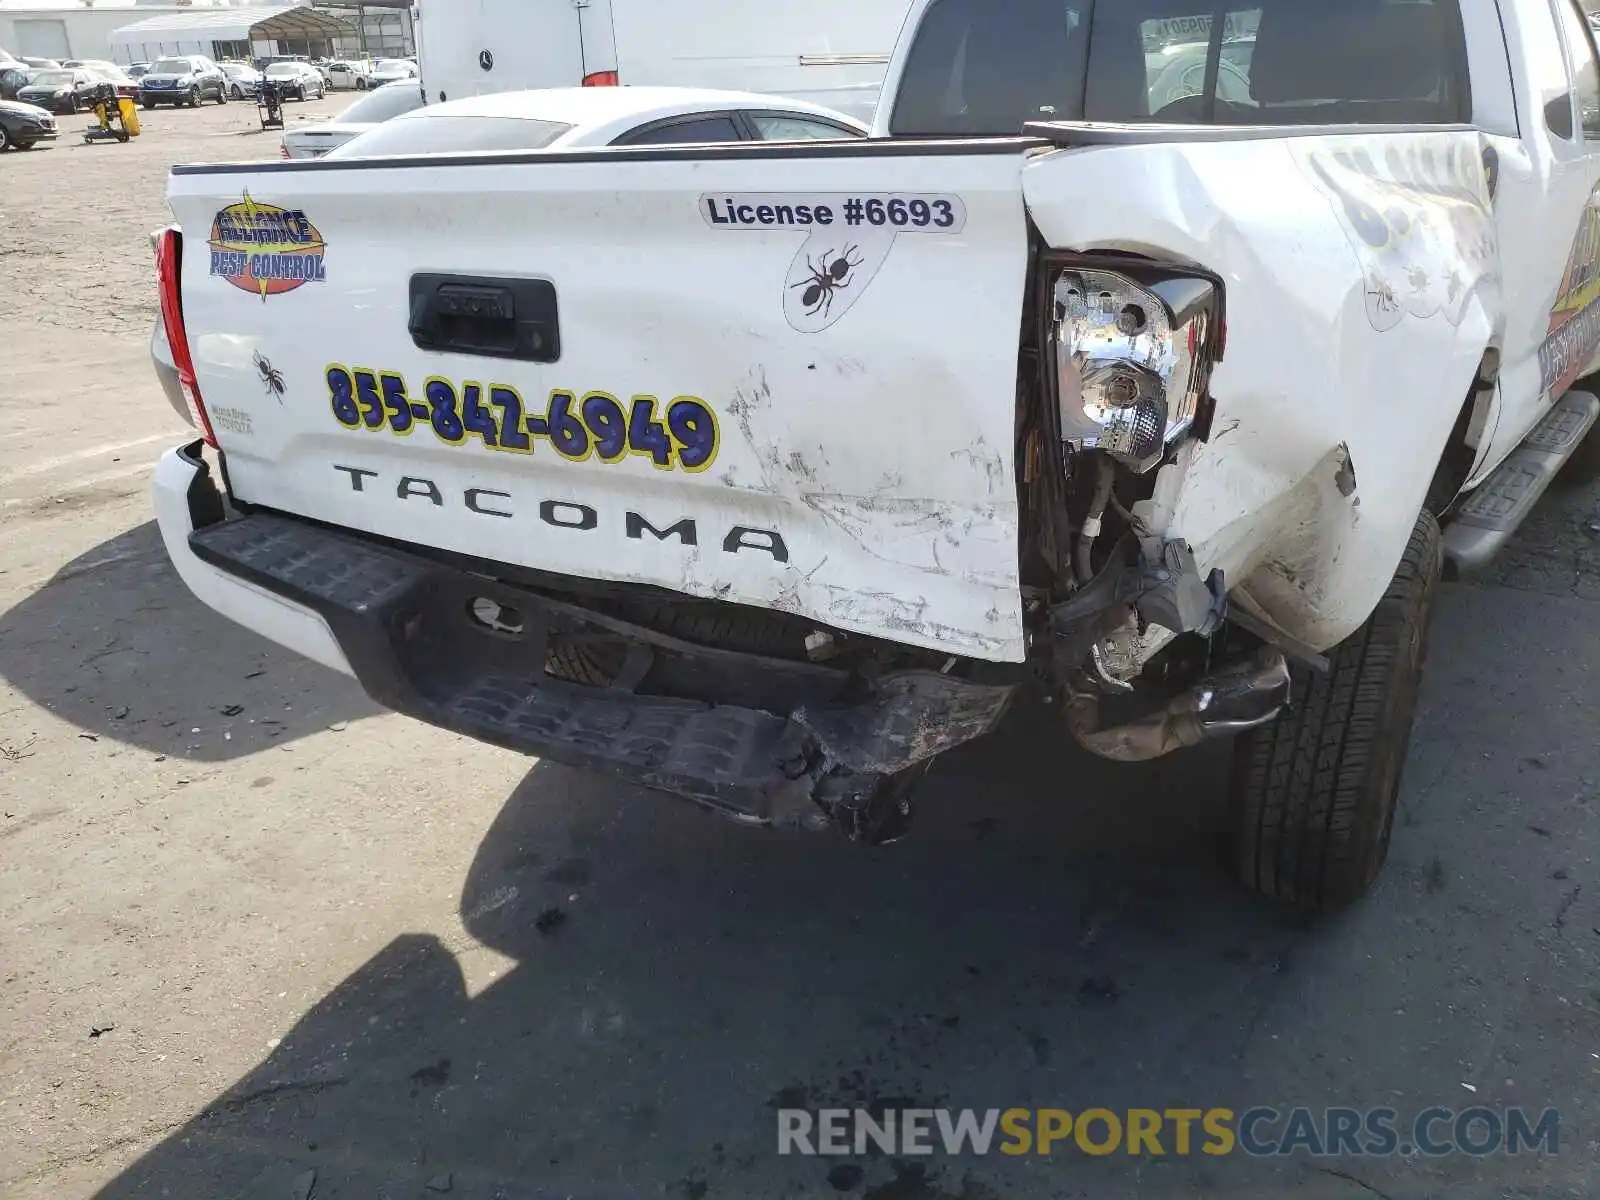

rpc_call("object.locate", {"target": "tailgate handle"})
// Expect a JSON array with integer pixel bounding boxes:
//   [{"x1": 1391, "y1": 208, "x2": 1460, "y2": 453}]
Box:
[{"x1": 408, "y1": 273, "x2": 560, "y2": 363}]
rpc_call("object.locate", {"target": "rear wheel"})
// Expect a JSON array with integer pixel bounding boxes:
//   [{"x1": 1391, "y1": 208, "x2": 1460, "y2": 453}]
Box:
[
  {"x1": 355, "y1": 77, "x2": 367, "y2": 90},
  {"x1": 230, "y1": 83, "x2": 243, "y2": 99},
  {"x1": 0, "y1": 125, "x2": 11, "y2": 151},
  {"x1": 1230, "y1": 510, "x2": 1443, "y2": 910}
]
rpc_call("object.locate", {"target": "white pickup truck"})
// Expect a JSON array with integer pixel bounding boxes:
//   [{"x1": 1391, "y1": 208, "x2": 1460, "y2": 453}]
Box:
[{"x1": 151, "y1": 0, "x2": 1600, "y2": 910}]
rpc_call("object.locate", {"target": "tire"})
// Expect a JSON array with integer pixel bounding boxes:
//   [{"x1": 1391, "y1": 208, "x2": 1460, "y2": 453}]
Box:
[
  {"x1": 18, "y1": 140, "x2": 37, "y2": 150},
  {"x1": 69, "y1": 95, "x2": 80, "y2": 114},
  {"x1": 142, "y1": 99, "x2": 155, "y2": 110},
  {"x1": 1230, "y1": 510, "x2": 1443, "y2": 911},
  {"x1": 216, "y1": 85, "x2": 227, "y2": 105},
  {"x1": 114, "y1": 129, "x2": 128, "y2": 143},
  {"x1": 355, "y1": 77, "x2": 367, "y2": 90},
  {"x1": 0, "y1": 125, "x2": 10, "y2": 151},
  {"x1": 231, "y1": 84, "x2": 243, "y2": 99},
  {"x1": 187, "y1": 86, "x2": 200, "y2": 107}
]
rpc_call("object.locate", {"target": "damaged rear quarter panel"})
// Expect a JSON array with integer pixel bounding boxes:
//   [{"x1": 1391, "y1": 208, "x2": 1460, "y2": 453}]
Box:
[{"x1": 1023, "y1": 132, "x2": 1500, "y2": 650}]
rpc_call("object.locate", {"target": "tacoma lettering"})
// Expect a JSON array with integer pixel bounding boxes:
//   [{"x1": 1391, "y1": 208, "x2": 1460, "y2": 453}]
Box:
[{"x1": 333, "y1": 466, "x2": 788, "y2": 561}]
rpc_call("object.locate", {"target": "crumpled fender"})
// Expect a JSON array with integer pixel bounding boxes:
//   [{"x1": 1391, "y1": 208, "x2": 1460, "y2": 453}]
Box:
[{"x1": 1023, "y1": 131, "x2": 1500, "y2": 650}]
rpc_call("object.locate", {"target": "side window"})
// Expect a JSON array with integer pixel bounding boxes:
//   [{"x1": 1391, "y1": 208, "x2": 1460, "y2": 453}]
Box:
[
  {"x1": 748, "y1": 113, "x2": 862, "y2": 140},
  {"x1": 614, "y1": 115, "x2": 744, "y2": 146},
  {"x1": 1553, "y1": 0, "x2": 1600, "y2": 139},
  {"x1": 1136, "y1": 11, "x2": 1262, "y2": 118}
]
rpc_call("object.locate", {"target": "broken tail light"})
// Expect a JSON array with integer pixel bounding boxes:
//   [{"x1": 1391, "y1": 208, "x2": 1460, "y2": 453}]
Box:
[
  {"x1": 582, "y1": 70, "x2": 619, "y2": 87},
  {"x1": 1049, "y1": 264, "x2": 1223, "y2": 474},
  {"x1": 154, "y1": 226, "x2": 218, "y2": 448}
]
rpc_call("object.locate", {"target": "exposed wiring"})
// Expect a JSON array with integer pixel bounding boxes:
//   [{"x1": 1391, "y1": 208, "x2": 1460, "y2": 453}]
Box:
[{"x1": 1074, "y1": 455, "x2": 1116, "y2": 583}]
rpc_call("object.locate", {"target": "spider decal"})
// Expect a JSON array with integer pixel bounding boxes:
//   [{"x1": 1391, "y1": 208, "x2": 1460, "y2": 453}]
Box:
[
  {"x1": 253, "y1": 350, "x2": 286, "y2": 402},
  {"x1": 1367, "y1": 277, "x2": 1400, "y2": 315},
  {"x1": 790, "y1": 245, "x2": 865, "y2": 318}
]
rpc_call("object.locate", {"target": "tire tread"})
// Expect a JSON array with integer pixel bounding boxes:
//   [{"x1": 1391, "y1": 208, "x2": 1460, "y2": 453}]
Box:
[{"x1": 1232, "y1": 512, "x2": 1442, "y2": 909}]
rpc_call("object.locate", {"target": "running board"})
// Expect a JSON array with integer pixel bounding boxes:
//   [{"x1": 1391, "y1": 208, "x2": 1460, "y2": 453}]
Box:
[{"x1": 1443, "y1": 389, "x2": 1599, "y2": 577}]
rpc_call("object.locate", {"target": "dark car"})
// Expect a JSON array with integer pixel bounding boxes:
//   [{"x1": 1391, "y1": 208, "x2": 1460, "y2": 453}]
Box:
[
  {"x1": 0, "y1": 98, "x2": 59, "y2": 150},
  {"x1": 138, "y1": 54, "x2": 227, "y2": 108},
  {"x1": 0, "y1": 64, "x2": 31, "y2": 101},
  {"x1": 15, "y1": 68, "x2": 98, "y2": 114}
]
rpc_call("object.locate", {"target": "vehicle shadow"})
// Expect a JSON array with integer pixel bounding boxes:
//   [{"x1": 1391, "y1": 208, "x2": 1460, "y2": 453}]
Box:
[
  {"x1": 81, "y1": 583, "x2": 1594, "y2": 1199},
  {"x1": 80, "y1": 696, "x2": 1318, "y2": 1199},
  {"x1": 0, "y1": 520, "x2": 379, "y2": 760}
]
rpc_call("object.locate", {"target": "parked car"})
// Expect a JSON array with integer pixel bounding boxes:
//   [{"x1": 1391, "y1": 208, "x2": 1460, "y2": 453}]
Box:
[
  {"x1": 68, "y1": 60, "x2": 137, "y2": 92},
  {"x1": 0, "y1": 64, "x2": 31, "y2": 101},
  {"x1": 15, "y1": 68, "x2": 98, "y2": 113},
  {"x1": 138, "y1": 55, "x2": 227, "y2": 107},
  {"x1": 261, "y1": 61, "x2": 327, "y2": 101},
  {"x1": 19, "y1": 56, "x2": 59, "y2": 70},
  {"x1": 324, "y1": 59, "x2": 371, "y2": 90},
  {"x1": 281, "y1": 78, "x2": 423, "y2": 158},
  {"x1": 0, "y1": 98, "x2": 57, "y2": 149},
  {"x1": 365, "y1": 58, "x2": 418, "y2": 87},
  {"x1": 219, "y1": 61, "x2": 263, "y2": 99},
  {"x1": 328, "y1": 85, "x2": 869, "y2": 158},
  {"x1": 125, "y1": 62, "x2": 151, "y2": 81}
]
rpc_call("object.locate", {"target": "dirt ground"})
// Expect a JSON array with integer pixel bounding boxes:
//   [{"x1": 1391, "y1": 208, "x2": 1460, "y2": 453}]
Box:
[{"x1": 3, "y1": 99, "x2": 1600, "y2": 1200}]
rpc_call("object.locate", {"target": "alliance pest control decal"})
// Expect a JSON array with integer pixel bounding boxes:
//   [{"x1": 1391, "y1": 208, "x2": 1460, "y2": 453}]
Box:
[
  {"x1": 1539, "y1": 181, "x2": 1600, "y2": 400},
  {"x1": 209, "y1": 190, "x2": 327, "y2": 299},
  {"x1": 700, "y1": 192, "x2": 966, "y2": 333}
]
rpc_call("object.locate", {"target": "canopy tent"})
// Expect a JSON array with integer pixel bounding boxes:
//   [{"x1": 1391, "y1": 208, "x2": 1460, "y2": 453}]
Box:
[{"x1": 109, "y1": 5, "x2": 353, "y2": 62}]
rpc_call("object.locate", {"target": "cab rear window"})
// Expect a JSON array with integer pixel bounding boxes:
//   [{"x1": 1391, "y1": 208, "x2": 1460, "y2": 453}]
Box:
[{"x1": 889, "y1": 0, "x2": 1469, "y2": 135}]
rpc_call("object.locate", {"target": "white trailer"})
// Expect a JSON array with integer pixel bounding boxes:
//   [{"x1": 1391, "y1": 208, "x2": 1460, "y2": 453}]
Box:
[{"x1": 414, "y1": 0, "x2": 914, "y2": 122}]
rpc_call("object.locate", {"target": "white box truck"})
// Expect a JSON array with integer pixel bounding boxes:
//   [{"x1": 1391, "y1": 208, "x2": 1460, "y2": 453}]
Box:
[{"x1": 413, "y1": 0, "x2": 914, "y2": 122}]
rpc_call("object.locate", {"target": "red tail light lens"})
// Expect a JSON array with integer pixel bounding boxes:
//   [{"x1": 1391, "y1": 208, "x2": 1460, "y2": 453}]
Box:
[
  {"x1": 154, "y1": 227, "x2": 218, "y2": 449},
  {"x1": 582, "y1": 70, "x2": 619, "y2": 87}
]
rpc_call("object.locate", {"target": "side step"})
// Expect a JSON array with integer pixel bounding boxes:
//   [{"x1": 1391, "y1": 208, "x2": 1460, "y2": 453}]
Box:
[{"x1": 1443, "y1": 389, "x2": 1599, "y2": 577}]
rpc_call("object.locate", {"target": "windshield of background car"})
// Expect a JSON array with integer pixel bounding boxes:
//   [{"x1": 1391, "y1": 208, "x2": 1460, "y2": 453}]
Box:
[
  {"x1": 328, "y1": 115, "x2": 573, "y2": 158},
  {"x1": 150, "y1": 58, "x2": 191, "y2": 74},
  {"x1": 889, "y1": 0, "x2": 1469, "y2": 133},
  {"x1": 336, "y1": 82, "x2": 425, "y2": 123},
  {"x1": 31, "y1": 71, "x2": 72, "y2": 87}
]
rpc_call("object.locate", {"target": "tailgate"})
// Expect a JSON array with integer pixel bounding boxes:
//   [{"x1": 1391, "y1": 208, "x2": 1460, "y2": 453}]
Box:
[{"x1": 166, "y1": 141, "x2": 1034, "y2": 661}]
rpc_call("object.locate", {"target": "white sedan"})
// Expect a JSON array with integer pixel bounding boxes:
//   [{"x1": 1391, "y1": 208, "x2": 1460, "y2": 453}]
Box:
[
  {"x1": 281, "y1": 79, "x2": 423, "y2": 159},
  {"x1": 325, "y1": 86, "x2": 869, "y2": 159}
]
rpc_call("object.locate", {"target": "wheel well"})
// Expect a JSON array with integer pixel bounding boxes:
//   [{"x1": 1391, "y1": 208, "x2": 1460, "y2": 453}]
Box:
[{"x1": 1424, "y1": 348, "x2": 1498, "y2": 518}]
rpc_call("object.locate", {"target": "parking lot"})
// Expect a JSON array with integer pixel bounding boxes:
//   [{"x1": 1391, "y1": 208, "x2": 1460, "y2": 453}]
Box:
[{"x1": 3, "y1": 96, "x2": 1600, "y2": 1200}]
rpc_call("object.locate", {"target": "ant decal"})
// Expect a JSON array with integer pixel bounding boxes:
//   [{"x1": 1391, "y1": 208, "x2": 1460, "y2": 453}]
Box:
[
  {"x1": 253, "y1": 350, "x2": 286, "y2": 402},
  {"x1": 791, "y1": 245, "x2": 865, "y2": 318}
]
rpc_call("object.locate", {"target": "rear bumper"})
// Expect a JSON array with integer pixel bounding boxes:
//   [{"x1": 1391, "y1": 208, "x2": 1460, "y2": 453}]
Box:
[{"x1": 152, "y1": 445, "x2": 1017, "y2": 827}]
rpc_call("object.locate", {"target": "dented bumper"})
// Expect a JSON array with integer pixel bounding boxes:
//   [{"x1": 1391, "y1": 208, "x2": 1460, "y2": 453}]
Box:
[{"x1": 155, "y1": 443, "x2": 1017, "y2": 828}]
